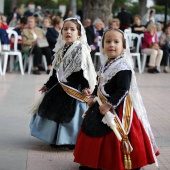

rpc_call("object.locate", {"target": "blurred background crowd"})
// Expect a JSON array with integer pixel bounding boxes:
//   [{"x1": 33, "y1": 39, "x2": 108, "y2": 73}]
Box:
[{"x1": 0, "y1": 0, "x2": 170, "y2": 75}]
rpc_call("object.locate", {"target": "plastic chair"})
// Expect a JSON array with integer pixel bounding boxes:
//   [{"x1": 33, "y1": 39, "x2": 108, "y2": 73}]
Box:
[
  {"x1": 1, "y1": 29, "x2": 24, "y2": 75},
  {"x1": 139, "y1": 34, "x2": 148, "y2": 73},
  {"x1": 124, "y1": 28, "x2": 132, "y2": 34},
  {"x1": 24, "y1": 54, "x2": 47, "y2": 74},
  {"x1": 124, "y1": 32, "x2": 142, "y2": 73}
]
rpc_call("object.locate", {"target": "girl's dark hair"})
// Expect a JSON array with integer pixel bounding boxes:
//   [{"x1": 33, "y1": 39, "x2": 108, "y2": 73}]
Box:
[
  {"x1": 62, "y1": 19, "x2": 81, "y2": 36},
  {"x1": 102, "y1": 28, "x2": 126, "y2": 48}
]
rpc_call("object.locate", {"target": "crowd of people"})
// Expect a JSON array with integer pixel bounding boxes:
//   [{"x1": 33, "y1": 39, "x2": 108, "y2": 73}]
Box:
[
  {"x1": 0, "y1": 3, "x2": 165, "y2": 170},
  {"x1": 0, "y1": 5, "x2": 170, "y2": 74}
]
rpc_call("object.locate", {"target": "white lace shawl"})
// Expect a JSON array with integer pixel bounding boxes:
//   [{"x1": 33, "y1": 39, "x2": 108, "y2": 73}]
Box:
[{"x1": 51, "y1": 40, "x2": 96, "y2": 92}]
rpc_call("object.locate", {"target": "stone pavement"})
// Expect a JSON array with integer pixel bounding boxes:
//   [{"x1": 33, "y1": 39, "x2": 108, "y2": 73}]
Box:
[{"x1": 0, "y1": 72, "x2": 170, "y2": 170}]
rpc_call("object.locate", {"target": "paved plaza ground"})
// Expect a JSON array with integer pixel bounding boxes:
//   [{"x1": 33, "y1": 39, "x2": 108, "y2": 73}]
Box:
[{"x1": 0, "y1": 71, "x2": 170, "y2": 170}]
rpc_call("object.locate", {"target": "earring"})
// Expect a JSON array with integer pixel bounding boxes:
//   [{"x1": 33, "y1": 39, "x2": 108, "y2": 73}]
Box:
[{"x1": 77, "y1": 36, "x2": 80, "y2": 40}]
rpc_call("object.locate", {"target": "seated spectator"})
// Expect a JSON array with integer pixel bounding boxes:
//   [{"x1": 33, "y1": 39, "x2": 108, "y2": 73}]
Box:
[
  {"x1": 85, "y1": 18, "x2": 103, "y2": 70},
  {"x1": 44, "y1": 10, "x2": 51, "y2": 18},
  {"x1": 46, "y1": 16, "x2": 63, "y2": 55},
  {"x1": 83, "y1": 18, "x2": 91, "y2": 28},
  {"x1": 0, "y1": 14, "x2": 9, "y2": 51},
  {"x1": 131, "y1": 15, "x2": 146, "y2": 34},
  {"x1": 141, "y1": 21, "x2": 163, "y2": 73},
  {"x1": 42, "y1": 17, "x2": 52, "y2": 35},
  {"x1": 0, "y1": 28, "x2": 10, "y2": 51},
  {"x1": 33, "y1": 14, "x2": 40, "y2": 27},
  {"x1": 22, "y1": 16, "x2": 52, "y2": 75},
  {"x1": 99, "y1": 19, "x2": 105, "y2": 36},
  {"x1": 159, "y1": 23, "x2": 170, "y2": 73},
  {"x1": 131, "y1": 15, "x2": 146, "y2": 53},
  {"x1": 156, "y1": 22, "x2": 163, "y2": 40},
  {"x1": 86, "y1": 18, "x2": 103, "y2": 55},
  {"x1": 0, "y1": 14, "x2": 8, "y2": 30},
  {"x1": 108, "y1": 18, "x2": 120, "y2": 29},
  {"x1": 12, "y1": 17, "x2": 27, "y2": 50}
]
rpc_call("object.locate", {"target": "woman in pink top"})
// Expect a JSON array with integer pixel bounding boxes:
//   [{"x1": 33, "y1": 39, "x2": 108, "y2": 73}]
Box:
[{"x1": 141, "y1": 21, "x2": 163, "y2": 73}]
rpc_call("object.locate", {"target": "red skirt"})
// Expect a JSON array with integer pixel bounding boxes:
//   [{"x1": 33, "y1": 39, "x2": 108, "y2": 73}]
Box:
[{"x1": 74, "y1": 109, "x2": 159, "y2": 170}]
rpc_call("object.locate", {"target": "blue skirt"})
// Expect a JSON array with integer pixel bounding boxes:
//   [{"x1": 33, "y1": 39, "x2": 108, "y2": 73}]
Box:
[{"x1": 30, "y1": 100, "x2": 87, "y2": 145}]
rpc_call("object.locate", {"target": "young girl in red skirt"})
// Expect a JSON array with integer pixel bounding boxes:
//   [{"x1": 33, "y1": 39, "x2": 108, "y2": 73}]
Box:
[{"x1": 74, "y1": 28, "x2": 160, "y2": 170}]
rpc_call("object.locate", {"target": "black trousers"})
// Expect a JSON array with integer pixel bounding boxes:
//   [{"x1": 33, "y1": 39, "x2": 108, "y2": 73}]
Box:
[
  {"x1": 162, "y1": 44, "x2": 170, "y2": 66},
  {"x1": 32, "y1": 45, "x2": 52, "y2": 67}
]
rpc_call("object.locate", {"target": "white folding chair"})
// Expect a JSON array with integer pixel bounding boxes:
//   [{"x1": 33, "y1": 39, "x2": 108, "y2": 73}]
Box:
[
  {"x1": 124, "y1": 32, "x2": 142, "y2": 73},
  {"x1": 124, "y1": 28, "x2": 132, "y2": 34},
  {"x1": 1, "y1": 29, "x2": 24, "y2": 75},
  {"x1": 139, "y1": 34, "x2": 148, "y2": 73},
  {"x1": 24, "y1": 54, "x2": 47, "y2": 74}
]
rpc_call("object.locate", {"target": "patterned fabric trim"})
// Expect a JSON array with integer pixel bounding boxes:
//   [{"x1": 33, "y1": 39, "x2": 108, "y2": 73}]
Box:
[
  {"x1": 97, "y1": 88, "x2": 132, "y2": 136},
  {"x1": 59, "y1": 80, "x2": 89, "y2": 103},
  {"x1": 123, "y1": 94, "x2": 133, "y2": 134}
]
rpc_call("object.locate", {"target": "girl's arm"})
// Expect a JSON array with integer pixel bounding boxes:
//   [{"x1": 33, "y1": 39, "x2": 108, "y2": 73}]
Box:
[
  {"x1": 44, "y1": 69, "x2": 58, "y2": 88},
  {"x1": 108, "y1": 70, "x2": 132, "y2": 109},
  {"x1": 98, "y1": 70, "x2": 132, "y2": 115}
]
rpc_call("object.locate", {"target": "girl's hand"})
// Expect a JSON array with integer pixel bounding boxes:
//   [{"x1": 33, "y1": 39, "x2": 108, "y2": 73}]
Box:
[
  {"x1": 99, "y1": 103, "x2": 112, "y2": 115},
  {"x1": 82, "y1": 88, "x2": 92, "y2": 96},
  {"x1": 87, "y1": 98, "x2": 95, "y2": 107},
  {"x1": 39, "y1": 85, "x2": 47, "y2": 93}
]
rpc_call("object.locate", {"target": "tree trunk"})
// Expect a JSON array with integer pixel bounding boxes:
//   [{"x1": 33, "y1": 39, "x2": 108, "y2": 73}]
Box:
[
  {"x1": 139, "y1": 0, "x2": 147, "y2": 17},
  {"x1": 83, "y1": 0, "x2": 115, "y2": 26}
]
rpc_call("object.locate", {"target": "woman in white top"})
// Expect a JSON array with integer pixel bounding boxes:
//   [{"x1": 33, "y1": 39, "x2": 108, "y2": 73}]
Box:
[{"x1": 22, "y1": 16, "x2": 52, "y2": 75}]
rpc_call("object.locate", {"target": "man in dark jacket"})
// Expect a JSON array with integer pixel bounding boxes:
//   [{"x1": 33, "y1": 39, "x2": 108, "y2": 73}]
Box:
[{"x1": 85, "y1": 18, "x2": 103, "y2": 70}]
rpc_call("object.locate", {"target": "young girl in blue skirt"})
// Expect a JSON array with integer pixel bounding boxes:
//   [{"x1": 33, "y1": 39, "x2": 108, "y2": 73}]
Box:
[{"x1": 29, "y1": 18, "x2": 96, "y2": 148}]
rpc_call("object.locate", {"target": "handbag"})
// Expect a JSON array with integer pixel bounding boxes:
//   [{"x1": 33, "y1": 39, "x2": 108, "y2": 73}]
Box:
[
  {"x1": 150, "y1": 43, "x2": 160, "y2": 50},
  {"x1": 37, "y1": 38, "x2": 49, "y2": 48}
]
